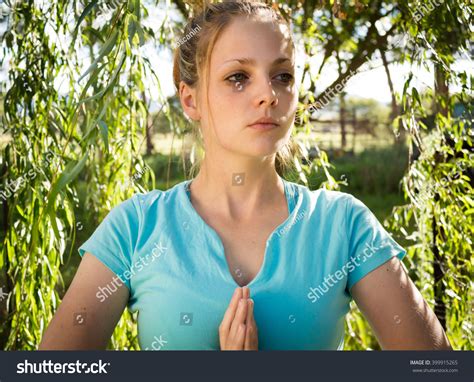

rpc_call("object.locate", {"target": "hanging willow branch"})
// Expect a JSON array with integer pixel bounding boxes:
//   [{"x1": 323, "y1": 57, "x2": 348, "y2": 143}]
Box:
[{"x1": 0, "y1": 0, "x2": 160, "y2": 349}]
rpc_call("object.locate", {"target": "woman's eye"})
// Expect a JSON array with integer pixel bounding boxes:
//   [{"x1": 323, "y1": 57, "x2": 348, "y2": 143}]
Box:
[
  {"x1": 275, "y1": 73, "x2": 294, "y2": 83},
  {"x1": 226, "y1": 72, "x2": 248, "y2": 83}
]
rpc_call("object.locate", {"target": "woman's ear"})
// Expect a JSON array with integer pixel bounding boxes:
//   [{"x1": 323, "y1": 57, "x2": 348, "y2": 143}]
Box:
[{"x1": 179, "y1": 81, "x2": 201, "y2": 121}]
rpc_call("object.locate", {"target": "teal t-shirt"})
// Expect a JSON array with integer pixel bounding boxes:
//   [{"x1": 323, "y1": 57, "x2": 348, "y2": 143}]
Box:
[{"x1": 78, "y1": 178, "x2": 406, "y2": 350}]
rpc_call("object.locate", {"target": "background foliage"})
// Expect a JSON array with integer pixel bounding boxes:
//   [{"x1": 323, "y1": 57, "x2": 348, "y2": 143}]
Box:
[{"x1": 0, "y1": 0, "x2": 472, "y2": 350}]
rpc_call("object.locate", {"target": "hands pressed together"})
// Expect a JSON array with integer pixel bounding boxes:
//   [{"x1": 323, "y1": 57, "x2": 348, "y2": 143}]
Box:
[{"x1": 219, "y1": 286, "x2": 259, "y2": 350}]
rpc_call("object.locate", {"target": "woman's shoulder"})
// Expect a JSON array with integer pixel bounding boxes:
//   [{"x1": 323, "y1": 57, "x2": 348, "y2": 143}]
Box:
[
  {"x1": 287, "y1": 180, "x2": 355, "y2": 209},
  {"x1": 128, "y1": 179, "x2": 187, "y2": 209},
  {"x1": 77, "y1": 181, "x2": 190, "y2": 285}
]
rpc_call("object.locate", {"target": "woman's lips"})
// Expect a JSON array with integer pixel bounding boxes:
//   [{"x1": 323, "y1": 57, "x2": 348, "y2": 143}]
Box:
[{"x1": 248, "y1": 123, "x2": 279, "y2": 130}]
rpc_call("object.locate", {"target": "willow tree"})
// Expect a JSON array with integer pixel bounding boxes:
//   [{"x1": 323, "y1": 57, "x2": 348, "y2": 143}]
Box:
[
  {"x1": 387, "y1": 0, "x2": 473, "y2": 350},
  {"x1": 0, "y1": 0, "x2": 159, "y2": 349}
]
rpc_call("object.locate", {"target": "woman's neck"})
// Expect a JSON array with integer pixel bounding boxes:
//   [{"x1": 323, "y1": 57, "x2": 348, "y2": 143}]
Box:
[{"x1": 189, "y1": 156, "x2": 285, "y2": 221}]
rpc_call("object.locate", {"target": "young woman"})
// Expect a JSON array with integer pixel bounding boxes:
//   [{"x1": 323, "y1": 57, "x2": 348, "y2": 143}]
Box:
[{"x1": 39, "y1": 1, "x2": 452, "y2": 351}]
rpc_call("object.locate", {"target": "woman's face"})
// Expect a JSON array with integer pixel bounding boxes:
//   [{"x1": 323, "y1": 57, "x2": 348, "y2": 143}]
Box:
[{"x1": 197, "y1": 16, "x2": 298, "y2": 160}]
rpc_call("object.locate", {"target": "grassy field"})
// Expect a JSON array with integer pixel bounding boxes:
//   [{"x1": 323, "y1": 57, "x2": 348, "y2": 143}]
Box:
[{"x1": 150, "y1": 129, "x2": 400, "y2": 156}]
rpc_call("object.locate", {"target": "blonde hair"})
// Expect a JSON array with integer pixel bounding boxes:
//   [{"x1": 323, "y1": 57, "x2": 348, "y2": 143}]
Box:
[{"x1": 172, "y1": 0, "x2": 298, "y2": 177}]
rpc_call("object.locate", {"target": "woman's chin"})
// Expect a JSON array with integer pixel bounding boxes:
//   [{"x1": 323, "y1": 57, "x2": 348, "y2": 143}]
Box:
[{"x1": 237, "y1": 144, "x2": 288, "y2": 159}]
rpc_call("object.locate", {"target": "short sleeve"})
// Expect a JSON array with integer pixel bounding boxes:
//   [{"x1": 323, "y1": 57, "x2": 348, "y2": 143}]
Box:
[
  {"x1": 344, "y1": 194, "x2": 406, "y2": 296},
  {"x1": 78, "y1": 195, "x2": 141, "y2": 291}
]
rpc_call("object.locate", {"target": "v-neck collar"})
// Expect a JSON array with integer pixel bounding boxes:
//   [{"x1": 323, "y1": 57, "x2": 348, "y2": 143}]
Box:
[{"x1": 179, "y1": 177, "x2": 300, "y2": 288}]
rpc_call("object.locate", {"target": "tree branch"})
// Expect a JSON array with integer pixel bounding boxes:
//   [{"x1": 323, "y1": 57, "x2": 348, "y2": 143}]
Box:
[{"x1": 310, "y1": 23, "x2": 397, "y2": 108}]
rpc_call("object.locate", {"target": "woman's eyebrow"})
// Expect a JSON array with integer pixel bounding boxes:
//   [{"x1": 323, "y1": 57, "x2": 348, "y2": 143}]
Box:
[{"x1": 220, "y1": 57, "x2": 292, "y2": 68}]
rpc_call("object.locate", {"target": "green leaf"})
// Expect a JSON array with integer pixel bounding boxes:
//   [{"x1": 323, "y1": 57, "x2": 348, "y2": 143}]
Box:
[
  {"x1": 48, "y1": 209, "x2": 61, "y2": 242},
  {"x1": 74, "y1": 0, "x2": 99, "y2": 33},
  {"x1": 136, "y1": 24, "x2": 145, "y2": 46},
  {"x1": 78, "y1": 30, "x2": 119, "y2": 82},
  {"x1": 46, "y1": 152, "x2": 89, "y2": 215},
  {"x1": 78, "y1": 49, "x2": 126, "y2": 104},
  {"x1": 412, "y1": 87, "x2": 421, "y2": 107},
  {"x1": 98, "y1": 120, "x2": 109, "y2": 152},
  {"x1": 134, "y1": 0, "x2": 141, "y2": 19},
  {"x1": 77, "y1": 61, "x2": 107, "y2": 104},
  {"x1": 128, "y1": 17, "x2": 137, "y2": 47}
]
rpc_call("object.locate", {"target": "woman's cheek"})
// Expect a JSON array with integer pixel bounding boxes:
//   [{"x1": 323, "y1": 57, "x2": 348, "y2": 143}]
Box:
[
  {"x1": 278, "y1": 90, "x2": 296, "y2": 118},
  {"x1": 215, "y1": 83, "x2": 240, "y2": 100}
]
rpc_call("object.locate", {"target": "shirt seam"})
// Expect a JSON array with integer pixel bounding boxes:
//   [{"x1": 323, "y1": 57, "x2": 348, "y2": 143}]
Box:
[
  {"x1": 79, "y1": 242, "x2": 132, "y2": 292},
  {"x1": 344, "y1": 194, "x2": 352, "y2": 296},
  {"x1": 344, "y1": 194, "x2": 351, "y2": 249},
  {"x1": 131, "y1": 194, "x2": 144, "y2": 265}
]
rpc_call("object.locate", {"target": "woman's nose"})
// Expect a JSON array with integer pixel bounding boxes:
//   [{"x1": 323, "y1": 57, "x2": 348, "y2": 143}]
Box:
[{"x1": 254, "y1": 77, "x2": 278, "y2": 107}]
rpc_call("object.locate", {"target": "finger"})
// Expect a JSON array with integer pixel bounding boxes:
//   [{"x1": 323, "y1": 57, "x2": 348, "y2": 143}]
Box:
[
  {"x1": 219, "y1": 288, "x2": 242, "y2": 349},
  {"x1": 229, "y1": 298, "x2": 248, "y2": 340},
  {"x1": 220, "y1": 287, "x2": 242, "y2": 335},
  {"x1": 230, "y1": 323, "x2": 246, "y2": 350},
  {"x1": 242, "y1": 286, "x2": 250, "y2": 299},
  {"x1": 248, "y1": 299, "x2": 259, "y2": 350},
  {"x1": 249, "y1": 315, "x2": 258, "y2": 349},
  {"x1": 250, "y1": 300, "x2": 257, "y2": 326},
  {"x1": 244, "y1": 324, "x2": 257, "y2": 350},
  {"x1": 245, "y1": 298, "x2": 253, "y2": 325},
  {"x1": 244, "y1": 299, "x2": 255, "y2": 350}
]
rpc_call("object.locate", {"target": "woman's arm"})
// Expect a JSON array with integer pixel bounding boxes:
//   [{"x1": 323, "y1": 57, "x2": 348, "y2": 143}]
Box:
[
  {"x1": 351, "y1": 256, "x2": 452, "y2": 350},
  {"x1": 38, "y1": 252, "x2": 129, "y2": 350}
]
